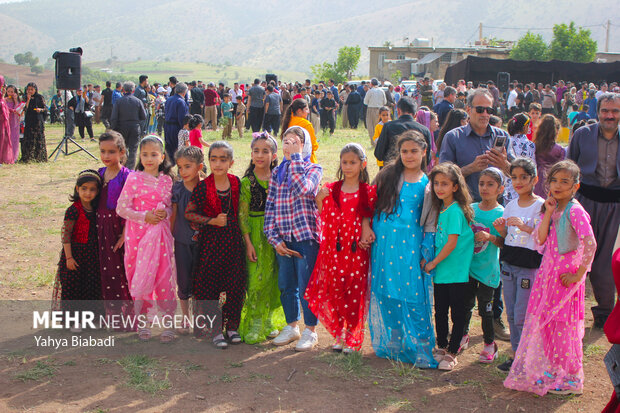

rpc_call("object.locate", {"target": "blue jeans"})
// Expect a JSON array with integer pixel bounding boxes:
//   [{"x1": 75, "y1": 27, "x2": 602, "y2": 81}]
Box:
[
  {"x1": 500, "y1": 262, "x2": 537, "y2": 352},
  {"x1": 276, "y1": 238, "x2": 319, "y2": 326}
]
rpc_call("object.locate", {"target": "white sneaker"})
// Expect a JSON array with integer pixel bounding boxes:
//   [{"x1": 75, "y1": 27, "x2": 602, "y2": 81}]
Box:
[
  {"x1": 268, "y1": 329, "x2": 280, "y2": 339},
  {"x1": 272, "y1": 325, "x2": 300, "y2": 346},
  {"x1": 295, "y1": 328, "x2": 318, "y2": 352}
]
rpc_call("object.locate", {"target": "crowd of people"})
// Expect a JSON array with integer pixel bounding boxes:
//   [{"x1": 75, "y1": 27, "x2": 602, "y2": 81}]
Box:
[{"x1": 1, "y1": 69, "x2": 620, "y2": 405}]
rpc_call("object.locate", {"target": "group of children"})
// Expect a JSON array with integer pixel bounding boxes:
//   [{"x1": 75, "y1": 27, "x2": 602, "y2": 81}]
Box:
[{"x1": 55, "y1": 125, "x2": 596, "y2": 396}]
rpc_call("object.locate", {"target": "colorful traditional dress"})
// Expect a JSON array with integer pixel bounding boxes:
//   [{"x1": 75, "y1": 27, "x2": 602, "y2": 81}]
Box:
[
  {"x1": 187, "y1": 173, "x2": 247, "y2": 335},
  {"x1": 97, "y1": 166, "x2": 134, "y2": 325},
  {"x1": 238, "y1": 172, "x2": 285, "y2": 343},
  {"x1": 52, "y1": 202, "x2": 103, "y2": 314},
  {"x1": 116, "y1": 171, "x2": 176, "y2": 318},
  {"x1": 305, "y1": 181, "x2": 376, "y2": 350},
  {"x1": 0, "y1": 76, "x2": 13, "y2": 164},
  {"x1": 6, "y1": 97, "x2": 23, "y2": 162},
  {"x1": 504, "y1": 201, "x2": 596, "y2": 395},
  {"x1": 369, "y1": 174, "x2": 437, "y2": 367},
  {"x1": 504, "y1": 134, "x2": 536, "y2": 205}
]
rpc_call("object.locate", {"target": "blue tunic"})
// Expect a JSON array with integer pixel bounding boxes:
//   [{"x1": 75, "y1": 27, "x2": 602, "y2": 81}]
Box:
[{"x1": 369, "y1": 174, "x2": 437, "y2": 367}]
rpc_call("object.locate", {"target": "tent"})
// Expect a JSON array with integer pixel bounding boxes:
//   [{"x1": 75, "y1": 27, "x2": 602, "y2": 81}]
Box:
[{"x1": 444, "y1": 55, "x2": 620, "y2": 86}]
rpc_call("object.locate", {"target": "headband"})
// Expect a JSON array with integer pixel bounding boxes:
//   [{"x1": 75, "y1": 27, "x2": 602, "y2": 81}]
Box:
[
  {"x1": 481, "y1": 167, "x2": 504, "y2": 185},
  {"x1": 343, "y1": 142, "x2": 366, "y2": 160},
  {"x1": 78, "y1": 169, "x2": 102, "y2": 183},
  {"x1": 251, "y1": 131, "x2": 278, "y2": 152},
  {"x1": 142, "y1": 134, "x2": 164, "y2": 145}
]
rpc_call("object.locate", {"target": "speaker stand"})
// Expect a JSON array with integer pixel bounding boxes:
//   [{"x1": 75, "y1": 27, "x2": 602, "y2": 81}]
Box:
[{"x1": 48, "y1": 90, "x2": 97, "y2": 162}]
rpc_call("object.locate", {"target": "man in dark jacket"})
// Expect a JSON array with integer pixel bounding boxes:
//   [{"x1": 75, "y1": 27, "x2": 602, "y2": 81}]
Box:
[
  {"x1": 164, "y1": 82, "x2": 189, "y2": 160},
  {"x1": 110, "y1": 81, "x2": 147, "y2": 169},
  {"x1": 374, "y1": 96, "x2": 432, "y2": 167},
  {"x1": 433, "y1": 86, "x2": 456, "y2": 127}
]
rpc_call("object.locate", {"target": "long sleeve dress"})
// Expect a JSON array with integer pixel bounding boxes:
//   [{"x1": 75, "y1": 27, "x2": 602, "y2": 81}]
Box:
[
  {"x1": 504, "y1": 201, "x2": 596, "y2": 395},
  {"x1": 116, "y1": 171, "x2": 176, "y2": 318},
  {"x1": 238, "y1": 173, "x2": 285, "y2": 344},
  {"x1": 369, "y1": 174, "x2": 437, "y2": 367},
  {"x1": 305, "y1": 181, "x2": 376, "y2": 350}
]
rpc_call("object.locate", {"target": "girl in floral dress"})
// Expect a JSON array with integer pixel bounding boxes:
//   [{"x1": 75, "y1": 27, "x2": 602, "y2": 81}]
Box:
[
  {"x1": 504, "y1": 113, "x2": 536, "y2": 205},
  {"x1": 504, "y1": 160, "x2": 596, "y2": 395},
  {"x1": 305, "y1": 143, "x2": 376, "y2": 353}
]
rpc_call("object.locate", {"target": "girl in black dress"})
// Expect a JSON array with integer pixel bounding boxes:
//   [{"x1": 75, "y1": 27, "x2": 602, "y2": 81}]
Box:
[{"x1": 20, "y1": 82, "x2": 47, "y2": 163}]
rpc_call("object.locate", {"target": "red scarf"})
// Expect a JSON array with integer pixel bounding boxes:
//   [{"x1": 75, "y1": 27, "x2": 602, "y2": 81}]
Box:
[
  {"x1": 330, "y1": 181, "x2": 372, "y2": 218},
  {"x1": 72, "y1": 201, "x2": 91, "y2": 243},
  {"x1": 203, "y1": 173, "x2": 240, "y2": 217}
]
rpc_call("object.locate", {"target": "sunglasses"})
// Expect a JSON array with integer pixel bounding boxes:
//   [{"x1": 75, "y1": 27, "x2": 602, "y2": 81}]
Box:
[{"x1": 474, "y1": 106, "x2": 495, "y2": 114}]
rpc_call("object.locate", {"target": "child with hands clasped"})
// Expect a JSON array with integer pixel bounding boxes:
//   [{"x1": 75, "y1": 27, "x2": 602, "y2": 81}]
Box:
[
  {"x1": 370, "y1": 131, "x2": 437, "y2": 366},
  {"x1": 185, "y1": 141, "x2": 246, "y2": 348},
  {"x1": 305, "y1": 143, "x2": 376, "y2": 353},
  {"x1": 425, "y1": 162, "x2": 475, "y2": 371},
  {"x1": 170, "y1": 146, "x2": 205, "y2": 335},
  {"x1": 52, "y1": 169, "x2": 104, "y2": 332},
  {"x1": 462, "y1": 167, "x2": 505, "y2": 363},
  {"x1": 264, "y1": 126, "x2": 323, "y2": 351},
  {"x1": 238, "y1": 133, "x2": 286, "y2": 344},
  {"x1": 492, "y1": 157, "x2": 544, "y2": 372},
  {"x1": 116, "y1": 135, "x2": 177, "y2": 343},
  {"x1": 504, "y1": 160, "x2": 596, "y2": 396}
]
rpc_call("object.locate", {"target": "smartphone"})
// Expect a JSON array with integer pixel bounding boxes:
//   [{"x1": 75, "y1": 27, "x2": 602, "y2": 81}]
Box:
[{"x1": 493, "y1": 135, "x2": 506, "y2": 148}]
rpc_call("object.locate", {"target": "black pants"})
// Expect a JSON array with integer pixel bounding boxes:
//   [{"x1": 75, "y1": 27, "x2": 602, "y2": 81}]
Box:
[
  {"x1": 115, "y1": 123, "x2": 140, "y2": 169},
  {"x1": 76, "y1": 113, "x2": 94, "y2": 139},
  {"x1": 434, "y1": 282, "x2": 468, "y2": 354},
  {"x1": 320, "y1": 110, "x2": 335, "y2": 133},
  {"x1": 493, "y1": 281, "x2": 503, "y2": 319},
  {"x1": 248, "y1": 106, "x2": 264, "y2": 132},
  {"x1": 463, "y1": 277, "x2": 495, "y2": 345},
  {"x1": 348, "y1": 105, "x2": 360, "y2": 128},
  {"x1": 101, "y1": 106, "x2": 112, "y2": 128},
  {"x1": 263, "y1": 113, "x2": 281, "y2": 136}
]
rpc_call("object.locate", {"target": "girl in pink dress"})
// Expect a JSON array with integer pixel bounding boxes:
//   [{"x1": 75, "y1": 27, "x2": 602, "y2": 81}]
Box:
[
  {"x1": 0, "y1": 76, "x2": 14, "y2": 164},
  {"x1": 116, "y1": 135, "x2": 177, "y2": 343},
  {"x1": 5, "y1": 85, "x2": 23, "y2": 162},
  {"x1": 504, "y1": 160, "x2": 597, "y2": 396}
]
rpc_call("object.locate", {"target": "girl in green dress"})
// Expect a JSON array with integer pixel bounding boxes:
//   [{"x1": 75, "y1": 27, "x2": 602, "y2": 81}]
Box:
[{"x1": 238, "y1": 132, "x2": 287, "y2": 343}]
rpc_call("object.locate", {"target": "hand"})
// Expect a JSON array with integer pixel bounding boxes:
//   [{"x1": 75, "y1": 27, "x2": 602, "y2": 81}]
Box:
[
  {"x1": 274, "y1": 242, "x2": 303, "y2": 258},
  {"x1": 424, "y1": 260, "x2": 437, "y2": 273},
  {"x1": 486, "y1": 147, "x2": 509, "y2": 173},
  {"x1": 493, "y1": 217, "x2": 506, "y2": 233},
  {"x1": 316, "y1": 185, "x2": 330, "y2": 204},
  {"x1": 560, "y1": 272, "x2": 582, "y2": 287},
  {"x1": 246, "y1": 243, "x2": 257, "y2": 262},
  {"x1": 112, "y1": 236, "x2": 125, "y2": 252},
  {"x1": 145, "y1": 211, "x2": 162, "y2": 225},
  {"x1": 420, "y1": 258, "x2": 427, "y2": 270},
  {"x1": 154, "y1": 209, "x2": 167, "y2": 220},
  {"x1": 66, "y1": 257, "x2": 78, "y2": 271},
  {"x1": 359, "y1": 228, "x2": 376, "y2": 250},
  {"x1": 544, "y1": 196, "x2": 557, "y2": 215},
  {"x1": 211, "y1": 213, "x2": 227, "y2": 227},
  {"x1": 466, "y1": 154, "x2": 489, "y2": 174},
  {"x1": 474, "y1": 231, "x2": 491, "y2": 242},
  {"x1": 506, "y1": 217, "x2": 524, "y2": 228},
  {"x1": 282, "y1": 134, "x2": 302, "y2": 158}
]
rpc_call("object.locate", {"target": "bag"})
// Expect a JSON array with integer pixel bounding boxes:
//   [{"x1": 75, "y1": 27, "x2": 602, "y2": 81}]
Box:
[
  {"x1": 604, "y1": 344, "x2": 620, "y2": 400},
  {"x1": 84, "y1": 111, "x2": 94, "y2": 118}
]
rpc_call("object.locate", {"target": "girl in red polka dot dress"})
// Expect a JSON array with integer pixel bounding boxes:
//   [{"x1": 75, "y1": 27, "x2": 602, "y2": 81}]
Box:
[
  {"x1": 305, "y1": 143, "x2": 376, "y2": 353},
  {"x1": 185, "y1": 141, "x2": 247, "y2": 349},
  {"x1": 52, "y1": 169, "x2": 104, "y2": 332}
]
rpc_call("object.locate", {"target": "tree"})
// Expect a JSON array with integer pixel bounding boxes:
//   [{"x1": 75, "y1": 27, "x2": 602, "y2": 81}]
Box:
[
  {"x1": 548, "y1": 22, "x2": 597, "y2": 63},
  {"x1": 510, "y1": 32, "x2": 548, "y2": 61},
  {"x1": 391, "y1": 69, "x2": 402, "y2": 85},
  {"x1": 383, "y1": 41, "x2": 393, "y2": 47},
  {"x1": 14, "y1": 53, "x2": 26, "y2": 65},
  {"x1": 30, "y1": 65, "x2": 44, "y2": 75},
  {"x1": 311, "y1": 45, "x2": 361, "y2": 83}
]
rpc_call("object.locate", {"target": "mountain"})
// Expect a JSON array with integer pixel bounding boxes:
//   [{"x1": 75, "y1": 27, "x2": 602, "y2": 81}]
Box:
[{"x1": 0, "y1": 0, "x2": 617, "y2": 76}]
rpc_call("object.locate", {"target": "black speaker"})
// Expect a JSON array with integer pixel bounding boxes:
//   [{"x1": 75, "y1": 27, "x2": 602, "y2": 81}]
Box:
[
  {"x1": 54, "y1": 52, "x2": 81, "y2": 90},
  {"x1": 265, "y1": 73, "x2": 278, "y2": 85},
  {"x1": 497, "y1": 72, "x2": 510, "y2": 93}
]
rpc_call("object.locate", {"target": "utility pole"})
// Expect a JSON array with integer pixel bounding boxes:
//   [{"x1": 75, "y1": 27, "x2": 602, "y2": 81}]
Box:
[
  {"x1": 605, "y1": 19, "x2": 610, "y2": 53},
  {"x1": 479, "y1": 22, "x2": 483, "y2": 43}
]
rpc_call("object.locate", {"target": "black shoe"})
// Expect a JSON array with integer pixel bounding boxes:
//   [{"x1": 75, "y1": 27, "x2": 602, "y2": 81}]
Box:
[
  {"x1": 497, "y1": 358, "x2": 513, "y2": 372},
  {"x1": 593, "y1": 315, "x2": 608, "y2": 329}
]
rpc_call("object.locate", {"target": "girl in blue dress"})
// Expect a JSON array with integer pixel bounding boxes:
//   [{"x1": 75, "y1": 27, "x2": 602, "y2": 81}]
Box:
[{"x1": 369, "y1": 130, "x2": 438, "y2": 367}]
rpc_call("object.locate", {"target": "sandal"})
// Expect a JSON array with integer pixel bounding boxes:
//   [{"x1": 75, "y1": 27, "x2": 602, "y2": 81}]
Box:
[
  {"x1": 458, "y1": 334, "x2": 469, "y2": 353},
  {"x1": 213, "y1": 334, "x2": 228, "y2": 349},
  {"x1": 433, "y1": 348, "x2": 447, "y2": 363},
  {"x1": 342, "y1": 345, "x2": 356, "y2": 355},
  {"x1": 160, "y1": 329, "x2": 177, "y2": 344},
  {"x1": 478, "y1": 342, "x2": 498, "y2": 364},
  {"x1": 332, "y1": 339, "x2": 343, "y2": 353},
  {"x1": 438, "y1": 354, "x2": 458, "y2": 371},
  {"x1": 138, "y1": 327, "x2": 151, "y2": 341},
  {"x1": 227, "y1": 331, "x2": 242, "y2": 344}
]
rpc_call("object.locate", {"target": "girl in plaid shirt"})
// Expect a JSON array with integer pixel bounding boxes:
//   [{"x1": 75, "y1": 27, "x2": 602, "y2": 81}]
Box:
[{"x1": 264, "y1": 126, "x2": 323, "y2": 351}]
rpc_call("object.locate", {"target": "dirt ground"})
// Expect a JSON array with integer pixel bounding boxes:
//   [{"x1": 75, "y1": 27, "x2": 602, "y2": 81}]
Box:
[{"x1": 0, "y1": 125, "x2": 616, "y2": 412}]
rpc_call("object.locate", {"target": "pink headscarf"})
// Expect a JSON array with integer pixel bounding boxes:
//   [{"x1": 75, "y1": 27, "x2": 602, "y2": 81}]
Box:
[
  {"x1": 416, "y1": 109, "x2": 436, "y2": 171},
  {"x1": 0, "y1": 75, "x2": 15, "y2": 164}
]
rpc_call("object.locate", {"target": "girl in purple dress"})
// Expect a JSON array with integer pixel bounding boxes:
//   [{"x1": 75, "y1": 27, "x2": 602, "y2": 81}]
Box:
[
  {"x1": 5, "y1": 85, "x2": 23, "y2": 162},
  {"x1": 533, "y1": 115, "x2": 566, "y2": 198},
  {"x1": 97, "y1": 131, "x2": 134, "y2": 328}
]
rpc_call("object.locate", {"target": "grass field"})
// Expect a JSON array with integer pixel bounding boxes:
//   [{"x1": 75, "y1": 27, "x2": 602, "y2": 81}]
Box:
[
  {"x1": 87, "y1": 60, "x2": 310, "y2": 86},
  {"x1": 0, "y1": 121, "x2": 614, "y2": 413}
]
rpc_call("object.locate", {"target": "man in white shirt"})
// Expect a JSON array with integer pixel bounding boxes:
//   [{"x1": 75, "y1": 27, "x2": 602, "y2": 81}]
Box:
[
  {"x1": 363, "y1": 78, "x2": 387, "y2": 144},
  {"x1": 92, "y1": 85, "x2": 102, "y2": 124},
  {"x1": 506, "y1": 84, "x2": 517, "y2": 109}
]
